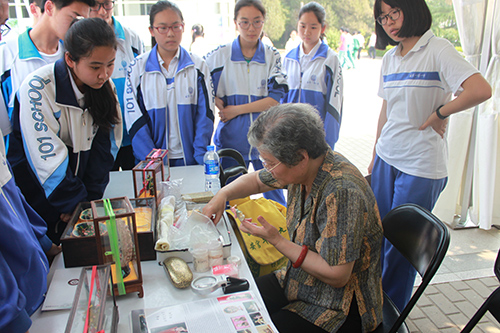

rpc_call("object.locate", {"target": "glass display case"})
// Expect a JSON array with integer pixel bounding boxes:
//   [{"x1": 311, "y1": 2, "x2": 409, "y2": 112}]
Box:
[
  {"x1": 132, "y1": 159, "x2": 163, "y2": 205},
  {"x1": 65, "y1": 265, "x2": 118, "y2": 333},
  {"x1": 91, "y1": 197, "x2": 143, "y2": 298},
  {"x1": 129, "y1": 197, "x2": 156, "y2": 261},
  {"x1": 61, "y1": 202, "x2": 103, "y2": 268},
  {"x1": 145, "y1": 148, "x2": 169, "y2": 182}
]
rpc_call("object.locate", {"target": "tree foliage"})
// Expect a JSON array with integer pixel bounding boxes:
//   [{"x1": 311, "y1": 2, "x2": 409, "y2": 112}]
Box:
[
  {"x1": 265, "y1": 0, "x2": 459, "y2": 49},
  {"x1": 262, "y1": 0, "x2": 288, "y2": 41}
]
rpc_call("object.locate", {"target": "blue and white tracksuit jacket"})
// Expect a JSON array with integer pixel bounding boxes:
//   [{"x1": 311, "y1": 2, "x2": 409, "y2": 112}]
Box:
[
  {"x1": 282, "y1": 42, "x2": 343, "y2": 149},
  {"x1": 0, "y1": 29, "x2": 64, "y2": 136},
  {"x1": 7, "y1": 58, "x2": 122, "y2": 237},
  {"x1": 0, "y1": 128, "x2": 50, "y2": 333},
  {"x1": 124, "y1": 45, "x2": 215, "y2": 165},
  {"x1": 204, "y1": 38, "x2": 288, "y2": 162},
  {"x1": 110, "y1": 17, "x2": 144, "y2": 148}
]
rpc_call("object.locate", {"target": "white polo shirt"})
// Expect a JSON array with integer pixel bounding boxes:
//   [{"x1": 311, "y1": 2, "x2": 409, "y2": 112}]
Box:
[{"x1": 376, "y1": 30, "x2": 478, "y2": 179}]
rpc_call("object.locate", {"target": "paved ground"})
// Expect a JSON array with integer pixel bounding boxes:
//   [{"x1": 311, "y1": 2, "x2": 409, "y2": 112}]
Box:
[{"x1": 336, "y1": 54, "x2": 500, "y2": 332}]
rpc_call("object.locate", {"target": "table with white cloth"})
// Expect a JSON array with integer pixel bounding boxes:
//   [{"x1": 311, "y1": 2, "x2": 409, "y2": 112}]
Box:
[{"x1": 30, "y1": 165, "x2": 274, "y2": 332}]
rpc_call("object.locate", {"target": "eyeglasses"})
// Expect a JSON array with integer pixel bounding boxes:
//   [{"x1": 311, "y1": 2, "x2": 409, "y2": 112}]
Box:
[
  {"x1": 152, "y1": 23, "x2": 185, "y2": 34},
  {"x1": 376, "y1": 8, "x2": 401, "y2": 26},
  {"x1": 237, "y1": 20, "x2": 264, "y2": 30},
  {"x1": 1, "y1": 23, "x2": 10, "y2": 37},
  {"x1": 90, "y1": 1, "x2": 115, "y2": 11},
  {"x1": 259, "y1": 156, "x2": 281, "y2": 172}
]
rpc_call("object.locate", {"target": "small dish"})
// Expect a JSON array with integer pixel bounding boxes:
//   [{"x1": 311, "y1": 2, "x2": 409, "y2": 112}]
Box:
[
  {"x1": 72, "y1": 222, "x2": 107, "y2": 238},
  {"x1": 79, "y1": 208, "x2": 93, "y2": 221}
]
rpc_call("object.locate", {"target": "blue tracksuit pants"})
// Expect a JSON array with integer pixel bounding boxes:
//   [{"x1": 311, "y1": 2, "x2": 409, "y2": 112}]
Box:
[{"x1": 371, "y1": 155, "x2": 447, "y2": 311}]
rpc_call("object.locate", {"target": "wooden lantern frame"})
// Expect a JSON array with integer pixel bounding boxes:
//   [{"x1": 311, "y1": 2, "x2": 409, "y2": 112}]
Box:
[
  {"x1": 90, "y1": 196, "x2": 144, "y2": 298},
  {"x1": 145, "y1": 148, "x2": 170, "y2": 182},
  {"x1": 132, "y1": 159, "x2": 163, "y2": 206}
]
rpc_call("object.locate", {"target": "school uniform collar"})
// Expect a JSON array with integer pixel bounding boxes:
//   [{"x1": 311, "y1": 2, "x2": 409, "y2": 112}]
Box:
[
  {"x1": 395, "y1": 29, "x2": 434, "y2": 57},
  {"x1": 18, "y1": 28, "x2": 42, "y2": 60},
  {"x1": 54, "y1": 58, "x2": 80, "y2": 108},
  {"x1": 111, "y1": 17, "x2": 126, "y2": 40},
  {"x1": 289, "y1": 40, "x2": 328, "y2": 62},
  {"x1": 145, "y1": 44, "x2": 194, "y2": 73},
  {"x1": 230, "y1": 37, "x2": 266, "y2": 64},
  {"x1": 299, "y1": 40, "x2": 327, "y2": 61},
  {"x1": 67, "y1": 66, "x2": 85, "y2": 107},
  {"x1": 288, "y1": 43, "x2": 301, "y2": 61}
]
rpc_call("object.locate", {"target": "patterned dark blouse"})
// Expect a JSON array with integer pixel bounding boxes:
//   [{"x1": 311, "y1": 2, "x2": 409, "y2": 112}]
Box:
[{"x1": 259, "y1": 149, "x2": 383, "y2": 332}]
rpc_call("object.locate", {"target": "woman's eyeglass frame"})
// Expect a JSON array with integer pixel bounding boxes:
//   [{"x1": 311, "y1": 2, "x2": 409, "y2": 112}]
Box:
[
  {"x1": 151, "y1": 23, "x2": 185, "y2": 34},
  {"x1": 236, "y1": 20, "x2": 264, "y2": 30},
  {"x1": 376, "y1": 8, "x2": 401, "y2": 26},
  {"x1": 259, "y1": 156, "x2": 281, "y2": 173}
]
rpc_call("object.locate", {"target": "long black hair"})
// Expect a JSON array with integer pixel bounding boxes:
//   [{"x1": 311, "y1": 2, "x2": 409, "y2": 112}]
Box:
[{"x1": 64, "y1": 17, "x2": 119, "y2": 131}]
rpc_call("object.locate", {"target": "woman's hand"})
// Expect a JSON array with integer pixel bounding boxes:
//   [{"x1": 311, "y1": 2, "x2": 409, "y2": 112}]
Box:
[
  {"x1": 46, "y1": 243, "x2": 62, "y2": 265},
  {"x1": 202, "y1": 191, "x2": 228, "y2": 225},
  {"x1": 367, "y1": 157, "x2": 375, "y2": 174},
  {"x1": 419, "y1": 112, "x2": 448, "y2": 138},
  {"x1": 219, "y1": 105, "x2": 240, "y2": 123},
  {"x1": 239, "y1": 216, "x2": 283, "y2": 247},
  {"x1": 215, "y1": 97, "x2": 225, "y2": 111},
  {"x1": 60, "y1": 213, "x2": 72, "y2": 223}
]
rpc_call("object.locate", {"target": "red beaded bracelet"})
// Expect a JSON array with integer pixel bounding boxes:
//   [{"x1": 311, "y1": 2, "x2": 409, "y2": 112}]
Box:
[{"x1": 292, "y1": 245, "x2": 309, "y2": 268}]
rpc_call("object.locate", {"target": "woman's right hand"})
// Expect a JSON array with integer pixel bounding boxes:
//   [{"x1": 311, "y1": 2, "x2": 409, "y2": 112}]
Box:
[
  {"x1": 202, "y1": 191, "x2": 228, "y2": 225},
  {"x1": 215, "y1": 97, "x2": 225, "y2": 111},
  {"x1": 368, "y1": 157, "x2": 375, "y2": 174},
  {"x1": 60, "y1": 213, "x2": 72, "y2": 223}
]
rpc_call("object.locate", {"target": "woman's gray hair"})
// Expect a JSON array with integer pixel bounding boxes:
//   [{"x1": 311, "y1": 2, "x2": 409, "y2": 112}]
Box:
[{"x1": 248, "y1": 103, "x2": 329, "y2": 166}]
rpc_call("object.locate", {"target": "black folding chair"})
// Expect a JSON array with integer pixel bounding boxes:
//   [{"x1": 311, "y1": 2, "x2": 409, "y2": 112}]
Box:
[
  {"x1": 460, "y1": 249, "x2": 500, "y2": 332},
  {"x1": 374, "y1": 204, "x2": 450, "y2": 333},
  {"x1": 217, "y1": 148, "x2": 247, "y2": 187}
]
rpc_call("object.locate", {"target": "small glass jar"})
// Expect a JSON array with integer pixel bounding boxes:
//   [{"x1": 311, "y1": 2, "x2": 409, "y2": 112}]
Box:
[
  {"x1": 208, "y1": 239, "x2": 223, "y2": 267},
  {"x1": 191, "y1": 247, "x2": 210, "y2": 273}
]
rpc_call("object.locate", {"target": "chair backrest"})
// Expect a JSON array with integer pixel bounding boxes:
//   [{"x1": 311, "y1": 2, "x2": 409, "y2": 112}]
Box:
[
  {"x1": 460, "y1": 248, "x2": 500, "y2": 333},
  {"x1": 495, "y1": 249, "x2": 500, "y2": 282},
  {"x1": 217, "y1": 148, "x2": 248, "y2": 187},
  {"x1": 383, "y1": 203, "x2": 450, "y2": 333}
]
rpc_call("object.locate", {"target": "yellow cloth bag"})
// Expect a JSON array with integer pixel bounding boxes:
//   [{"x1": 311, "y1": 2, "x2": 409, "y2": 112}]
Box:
[{"x1": 227, "y1": 197, "x2": 290, "y2": 278}]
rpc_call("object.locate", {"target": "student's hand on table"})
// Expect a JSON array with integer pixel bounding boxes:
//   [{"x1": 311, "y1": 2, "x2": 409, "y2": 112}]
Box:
[
  {"x1": 419, "y1": 112, "x2": 448, "y2": 138},
  {"x1": 202, "y1": 192, "x2": 228, "y2": 225},
  {"x1": 46, "y1": 243, "x2": 62, "y2": 265},
  {"x1": 240, "y1": 215, "x2": 282, "y2": 247}
]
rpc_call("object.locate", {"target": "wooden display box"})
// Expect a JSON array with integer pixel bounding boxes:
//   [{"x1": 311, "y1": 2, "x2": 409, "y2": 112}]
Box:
[
  {"x1": 129, "y1": 197, "x2": 156, "y2": 261},
  {"x1": 132, "y1": 159, "x2": 163, "y2": 206},
  {"x1": 60, "y1": 202, "x2": 101, "y2": 268},
  {"x1": 145, "y1": 148, "x2": 170, "y2": 182},
  {"x1": 91, "y1": 197, "x2": 143, "y2": 298},
  {"x1": 65, "y1": 265, "x2": 118, "y2": 333},
  {"x1": 61, "y1": 199, "x2": 157, "y2": 268}
]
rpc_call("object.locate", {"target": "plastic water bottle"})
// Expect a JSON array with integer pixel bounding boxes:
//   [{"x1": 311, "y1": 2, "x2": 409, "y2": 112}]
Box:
[{"x1": 204, "y1": 145, "x2": 221, "y2": 194}]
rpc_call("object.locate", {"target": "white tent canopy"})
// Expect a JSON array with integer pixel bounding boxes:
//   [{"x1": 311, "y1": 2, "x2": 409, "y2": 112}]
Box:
[{"x1": 433, "y1": 0, "x2": 499, "y2": 229}]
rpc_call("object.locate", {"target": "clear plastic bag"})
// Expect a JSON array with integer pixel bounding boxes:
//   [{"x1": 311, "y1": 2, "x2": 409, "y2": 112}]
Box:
[{"x1": 168, "y1": 210, "x2": 220, "y2": 250}]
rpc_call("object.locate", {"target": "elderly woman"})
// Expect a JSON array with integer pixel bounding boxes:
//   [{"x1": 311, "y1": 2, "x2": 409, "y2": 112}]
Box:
[{"x1": 203, "y1": 103, "x2": 383, "y2": 332}]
